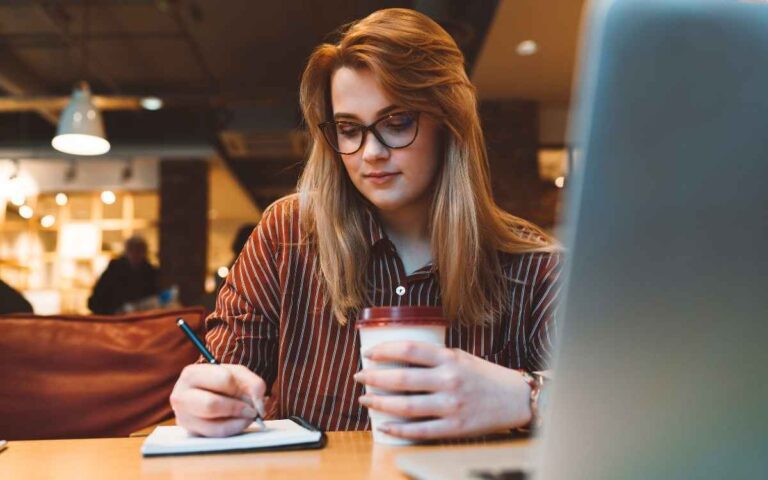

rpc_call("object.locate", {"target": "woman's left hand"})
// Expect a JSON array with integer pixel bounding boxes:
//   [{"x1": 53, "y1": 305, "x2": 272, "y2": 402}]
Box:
[{"x1": 353, "y1": 341, "x2": 532, "y2": 440}]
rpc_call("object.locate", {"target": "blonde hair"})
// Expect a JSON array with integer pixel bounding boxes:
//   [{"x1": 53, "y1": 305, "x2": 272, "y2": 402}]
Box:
[{"x1": 298, "y1": 8, "x2": 554, "y2": 325}]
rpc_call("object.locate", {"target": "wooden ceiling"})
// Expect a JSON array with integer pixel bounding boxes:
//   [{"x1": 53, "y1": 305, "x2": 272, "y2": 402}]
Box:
[{"x1": 472, "y1": 0, "x2": 586, "y2": 103}]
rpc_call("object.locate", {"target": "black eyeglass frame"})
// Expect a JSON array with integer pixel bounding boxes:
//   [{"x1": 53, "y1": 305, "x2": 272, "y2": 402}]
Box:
[{"x1": 318, "y1": 111, "x2": 421, "y2": 155}]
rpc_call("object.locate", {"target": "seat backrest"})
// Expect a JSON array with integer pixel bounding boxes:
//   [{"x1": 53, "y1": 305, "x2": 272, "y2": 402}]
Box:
[{"x1": 0, "y1": 307, "x2": 205, "y2": 440}]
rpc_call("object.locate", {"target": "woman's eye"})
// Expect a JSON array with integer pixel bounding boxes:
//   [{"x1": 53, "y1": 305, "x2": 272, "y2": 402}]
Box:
[
  {"x1": 337, "y1": 124, "x2": 361, "y2": 137},
  {"x1": 383, "y1": 115, "x2": 414, "y2": 131}
]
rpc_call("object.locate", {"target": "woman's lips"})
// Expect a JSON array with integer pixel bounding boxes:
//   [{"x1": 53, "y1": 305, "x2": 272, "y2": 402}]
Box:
[{"x1": 364, "y1": 172, "x2": 400, "y2": 184}]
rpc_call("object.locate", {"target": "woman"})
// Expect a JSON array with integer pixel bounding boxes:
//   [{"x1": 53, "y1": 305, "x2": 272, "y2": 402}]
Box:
[{"x1": 171, "y1": 8, "x2": 562, "y2": 440}]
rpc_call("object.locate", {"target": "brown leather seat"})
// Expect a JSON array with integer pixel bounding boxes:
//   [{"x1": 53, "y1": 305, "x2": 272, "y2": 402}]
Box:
[{"x1": 0, "y1": 307, "x2": 205, "y2": 440}]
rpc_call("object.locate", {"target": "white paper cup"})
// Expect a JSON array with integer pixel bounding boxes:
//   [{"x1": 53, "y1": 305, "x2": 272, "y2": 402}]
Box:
[{"x1": 357, "y1": 306, "x2": 447, "y2": 445}]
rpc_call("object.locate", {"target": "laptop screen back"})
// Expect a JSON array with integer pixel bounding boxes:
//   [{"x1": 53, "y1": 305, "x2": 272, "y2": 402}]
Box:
[{"x1": 537, "y1": 1, "x2": 768, "y2": 478}]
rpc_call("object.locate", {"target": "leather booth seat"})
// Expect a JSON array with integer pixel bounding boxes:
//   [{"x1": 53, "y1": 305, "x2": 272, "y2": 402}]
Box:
[{"x1": 0, "y1": 307, "x2": 205, "y2": 440}]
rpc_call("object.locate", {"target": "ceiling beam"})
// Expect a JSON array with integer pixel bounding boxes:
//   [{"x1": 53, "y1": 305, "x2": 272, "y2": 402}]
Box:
[
  {"x1": 0, "y1": 32, "x2": 185, "y2": 49},
  {"x1": 0, "y1": 142, "x2": 215, "y2": 159},
  {"x1": 0, "y1": 93, "x2": 294, "y2": 113},
  {"x1": 33, "y1": 0, "x2": 123, "y2": 93},
  {"x1": 161, "y1": 0, "x2": 219, "y2": 92},
  {"x1": 0, "y1": 48, "x2": 58, "y2": 124}
]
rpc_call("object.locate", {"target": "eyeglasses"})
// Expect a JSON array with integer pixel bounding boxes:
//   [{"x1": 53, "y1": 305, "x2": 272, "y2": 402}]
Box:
[{"x1": 319, "y1": 111, "x2": 420, "y2": 155}]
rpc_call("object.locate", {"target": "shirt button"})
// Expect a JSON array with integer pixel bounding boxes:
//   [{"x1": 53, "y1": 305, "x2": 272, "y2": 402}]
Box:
[{"x1": 395, "y1": 286, "x2": 406, "y2": 296}]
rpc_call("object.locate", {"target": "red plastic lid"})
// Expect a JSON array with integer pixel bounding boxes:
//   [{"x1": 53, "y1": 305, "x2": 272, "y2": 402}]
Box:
[{"x1": 356, "y1": 306, "x2": 447, "y2": 329}]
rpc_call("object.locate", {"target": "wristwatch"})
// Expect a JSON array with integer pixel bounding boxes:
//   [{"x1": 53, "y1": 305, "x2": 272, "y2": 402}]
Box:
[{"x1": 517, "y1": 370, "x2": 547, "y2": 431}]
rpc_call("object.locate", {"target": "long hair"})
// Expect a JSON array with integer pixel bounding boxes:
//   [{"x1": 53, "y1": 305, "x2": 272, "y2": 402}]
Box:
[{"x1": 298, "y1": 8, "x2": 554, "y2": 325}]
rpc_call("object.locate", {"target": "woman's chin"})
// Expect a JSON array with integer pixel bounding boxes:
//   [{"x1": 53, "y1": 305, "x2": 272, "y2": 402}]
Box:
[{"x1": 363, "y1": 194, "x2": 408, "y2": 213}]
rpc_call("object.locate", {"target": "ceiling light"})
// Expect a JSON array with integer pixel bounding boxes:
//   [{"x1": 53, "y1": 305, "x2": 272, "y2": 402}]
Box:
[
  {"x1": 101, "y1": 190, "x2": 116, "y2": 205},
  {"x1": 2, "y1": 158, "x2": 19, "y2": 180},
  {"x1": 217, "y1": 266, "x2": 230, "y2": 278},
  {"x1": 19, "y1": 205, "x2": 33, "y2": 219},
  {"x1": 516, "y1": 40, "x2": 538, "y2": 56},
  {"x1": 55, "y1": 193, "x2": 69, "y2": 206},
  {"x1": 121, "y1": 161, "x2": 134, "y2": 182},
  {"x1": 52, "y1": 82, "x2": 111, "y2": 156},
  {"x1": 140, "y1": 96, "x2": 164, "y2": 111},
  {"x1": 4, "y1": 171, "x2": 38, "y2": 205},
  {"x1": 64, "y1": 160, "x2": 77, "y2": 183},
  {"x1": 10, "y1": 193, "x2": 25, "y2": 207},
  {"x1": 555, "y1": 176, "x2": 566, "y2": 188},
  {"x1": 41, "y1": 215, "x2": 56, "y2": 228}
]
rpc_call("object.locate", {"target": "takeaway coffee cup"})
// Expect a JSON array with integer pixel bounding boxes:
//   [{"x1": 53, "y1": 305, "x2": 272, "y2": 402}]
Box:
[{"x1": 356, "y1": 306, "x2": 448, "y2": 445}]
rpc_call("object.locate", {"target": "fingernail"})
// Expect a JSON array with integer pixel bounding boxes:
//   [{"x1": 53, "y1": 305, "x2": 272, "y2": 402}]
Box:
[
  {"x1": 378, "y1": 424, "x2": 391, "y2": 433},
  {"x1": 363, "y1": 351, "x2": 373, "y2": 359},
  {"x1": 358, "y1": 395, "x2": 371, "y2": 406},
  {"x1": 353, "y1": 372, "x2": 365, "y2": 382},
  {"x1": 241, "y1": 406, "x2": 258, "y2": 418},
  {"x1": 254, "y1": 398, "x2": 266, "y2": 418}
]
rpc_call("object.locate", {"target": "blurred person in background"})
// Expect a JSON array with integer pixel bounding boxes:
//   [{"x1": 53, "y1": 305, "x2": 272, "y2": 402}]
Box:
[
  {"x1": 198, "y1": 223, "x2": 257, "y2": 314},
  {"x1": 88, "y1": 235, "x2": 159, "y2": 315},
  {"x1": 230, "y1": 224, "x2": 257, "y2": 262},
  {"x1": 0, "y1": 276, "x2": 33, "y2": 314}
]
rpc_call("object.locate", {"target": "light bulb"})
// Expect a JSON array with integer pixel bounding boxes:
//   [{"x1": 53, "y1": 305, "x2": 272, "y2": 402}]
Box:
[
  {"x1": 101, "y1": 190, "x2": 116, "y2": 205},
  {"x1": 516, "y1": 40, "x2": 538, "y2": 56},
  {"x1": 41, "y1": 215, "x2": 56, "y2": 228},
  {"x1": 19, "y1": 205, "x2": 33, "y2": 219}
]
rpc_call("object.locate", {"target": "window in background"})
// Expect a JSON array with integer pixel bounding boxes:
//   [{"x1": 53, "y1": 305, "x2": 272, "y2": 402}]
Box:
[{"x1": 0, "y1": 191, "x2": 158, "y2": 314}]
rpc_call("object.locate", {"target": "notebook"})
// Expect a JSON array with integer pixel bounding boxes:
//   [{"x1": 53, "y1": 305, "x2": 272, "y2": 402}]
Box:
[{"x1": 141, "y1": 417, "x2": 325, "y2": 457}]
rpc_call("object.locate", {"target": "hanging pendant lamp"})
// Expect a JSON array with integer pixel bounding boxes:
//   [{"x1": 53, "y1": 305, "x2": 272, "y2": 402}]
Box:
[{"x1": 52, "y1": 81, "x2": 110, "y2": 156}]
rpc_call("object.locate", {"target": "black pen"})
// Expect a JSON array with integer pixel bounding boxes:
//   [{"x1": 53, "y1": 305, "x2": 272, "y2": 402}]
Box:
[{"x1": 176, "y1": 317, "x2": 266, "y2": 429}]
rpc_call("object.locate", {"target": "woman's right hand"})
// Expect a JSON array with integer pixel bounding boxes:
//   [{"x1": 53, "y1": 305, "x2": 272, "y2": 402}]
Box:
[{"x1": 170, "y1": 363, "x2": 267, "y2": 437}]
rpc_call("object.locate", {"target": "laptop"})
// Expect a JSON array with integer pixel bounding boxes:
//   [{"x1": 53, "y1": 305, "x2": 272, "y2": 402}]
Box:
[{"x1": 398, "y1": 0, "x2": 768, "y2": 478}]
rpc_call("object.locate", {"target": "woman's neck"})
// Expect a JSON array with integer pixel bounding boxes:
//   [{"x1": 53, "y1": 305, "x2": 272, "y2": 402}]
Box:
[
  {"x1": 377, "y1": 198, "x2": 433, "y2": 274},
  {"x1": 378, "y1": 199, "x2": 429, "y2": 242}
]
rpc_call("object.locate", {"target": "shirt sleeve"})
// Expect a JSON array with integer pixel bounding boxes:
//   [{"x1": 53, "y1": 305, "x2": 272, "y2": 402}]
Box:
[
  {"x1": 204, "y1": 204, "x2": 282, "y2": 390},
  {"x1": 526, "y1": 251, "x2": 564, "y2": 372}
]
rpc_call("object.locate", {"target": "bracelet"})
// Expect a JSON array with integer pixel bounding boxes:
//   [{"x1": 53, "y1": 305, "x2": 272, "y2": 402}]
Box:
[{"x1": 516, "y1": 370, "x2": 545, "y2": 431}]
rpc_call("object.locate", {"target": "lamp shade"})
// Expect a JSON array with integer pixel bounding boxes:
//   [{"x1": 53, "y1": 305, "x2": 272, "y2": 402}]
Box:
[{"x1": 52, "y1": 83, "x2": 110, "y2": 156}]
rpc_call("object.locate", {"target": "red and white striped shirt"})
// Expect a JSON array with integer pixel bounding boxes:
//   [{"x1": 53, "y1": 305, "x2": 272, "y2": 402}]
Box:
[{"x1": 205, "y1": 195, "x2": 562, "y2": 431}]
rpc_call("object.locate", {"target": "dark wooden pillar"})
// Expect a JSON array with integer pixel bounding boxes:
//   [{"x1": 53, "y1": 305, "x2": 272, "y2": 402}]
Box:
[
  {"x1": 480, "y1": 100, "x2": 560, "y2": 229},
  {"x1": 160, "y1": 159, "x2": 208, "y2": 306}
]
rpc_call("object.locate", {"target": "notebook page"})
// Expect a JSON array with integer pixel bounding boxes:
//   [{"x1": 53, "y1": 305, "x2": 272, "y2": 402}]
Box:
[{"x1": 141, "y1": 419, "x2": 321, "y2": 456}]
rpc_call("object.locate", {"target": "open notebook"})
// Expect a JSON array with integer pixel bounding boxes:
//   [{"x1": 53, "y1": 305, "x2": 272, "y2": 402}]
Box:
[{"x1": 141, "y1": 417, "x2": 325, "y2": 457}]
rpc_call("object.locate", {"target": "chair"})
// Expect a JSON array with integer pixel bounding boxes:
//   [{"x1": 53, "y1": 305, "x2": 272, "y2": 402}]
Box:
[{"x1": 0, "y1": 306, "x2": 205, "y2": 440}]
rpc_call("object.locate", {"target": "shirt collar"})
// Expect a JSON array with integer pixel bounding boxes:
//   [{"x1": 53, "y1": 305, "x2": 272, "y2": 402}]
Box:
[
  {"x1": 363, "y1": 207, "x2": 437, "y2": 276},
  {"x1": 363, "y1": 207, "x2": 387, "y2": 247}
]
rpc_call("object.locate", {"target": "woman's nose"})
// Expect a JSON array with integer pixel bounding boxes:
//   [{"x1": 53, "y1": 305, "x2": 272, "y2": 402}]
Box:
[{"x1": 361, "y1": 130, "x2": 389, "y2": 163}]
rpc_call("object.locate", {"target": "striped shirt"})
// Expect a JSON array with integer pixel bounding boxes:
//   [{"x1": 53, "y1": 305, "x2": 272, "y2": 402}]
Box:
[{"x1": 205, "y1": 195, "x2": 563, "y2": 431}]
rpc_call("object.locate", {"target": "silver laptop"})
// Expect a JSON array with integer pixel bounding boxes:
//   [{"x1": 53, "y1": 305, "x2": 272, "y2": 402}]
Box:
[{"x1": 398, "y1": 0, "x2": 768, "y2": 478}]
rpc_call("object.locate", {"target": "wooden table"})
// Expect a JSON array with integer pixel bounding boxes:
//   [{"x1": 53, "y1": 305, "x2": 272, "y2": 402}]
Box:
[{"x1": 0, "y1": 431, "x2": 531, "y2": 479}]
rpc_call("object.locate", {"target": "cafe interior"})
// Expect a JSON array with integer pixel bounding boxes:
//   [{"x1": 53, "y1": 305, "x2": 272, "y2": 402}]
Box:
[
  {"x1": 0, "y1": 0, "x2": 572, "y2": 316},
  {"x1": 2, "y1": 0, "x2": 765, "y2": 478}
]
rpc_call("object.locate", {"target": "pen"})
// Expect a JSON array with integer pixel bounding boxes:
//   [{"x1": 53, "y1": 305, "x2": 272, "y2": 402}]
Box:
[{"x1": 176, "y1": 317, "x2": 266, "y2": 429}]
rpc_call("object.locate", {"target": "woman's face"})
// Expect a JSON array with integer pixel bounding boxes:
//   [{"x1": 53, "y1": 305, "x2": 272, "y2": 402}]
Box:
[{"x1": 329, "y1": 67, "x2": 442, "y2": 215}]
